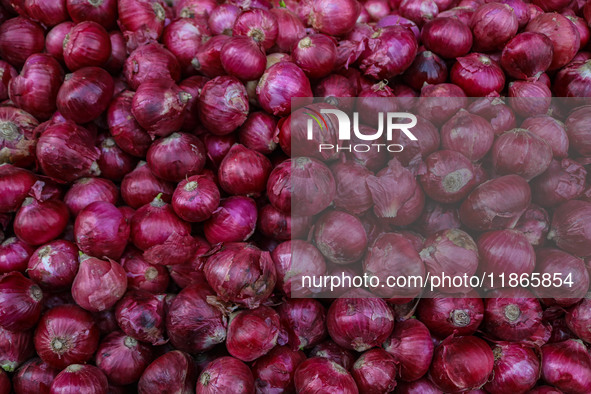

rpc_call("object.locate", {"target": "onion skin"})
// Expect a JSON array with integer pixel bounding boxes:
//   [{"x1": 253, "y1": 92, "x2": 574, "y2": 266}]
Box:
[
  {"x1": 121, "y1": 248, "x2": 169, "y2": 294},
  {"x1": 139, "y1": 351, "x2": 197, "y2": 394},
  {"x1": 383, "y1": 318, "x2": 434, "y2": 382},
  {"x1": 14, "y1": 196, "x2": 69, "y2": 246},
  {"x1": 416, "y1": 292, "x2": 484, "y2": 338},
  {"x1": 272, "y1": 240, "x2": 327, "y2": 298},
  {"x1": 256, "y1": 62, "x2": 312, "y2": 117},
  {"x1": 295, "y1": 357, "x2": 358, "y2": 394},
  {"x1": 221, "y1": 36, "x2": 266, "y2": 81},
  {"x1": 0, "y1": 17, "x2": 44, "y2": 68},
  {"x1": 292, "y1": 157, "x2": 336, "y2": 217},
  {"x1": 553, "y1": 60, "x2": 591, "y2": 98},
  {"x1": 508, "y1": 82, "x2": 552, "y2": 118},
  {"x1": 27, "y1": 240, "x2": 79, "y2": 291},
  {"x1": 0, "y1": 165, "x2": 36, "y2": 213},
  {"x1": 430, "y1": 336, "x2": 494, "y2": 392},
  {"x1": 266, "y1": 159, "x2": 290, "y2": 214},
  {"x1": 196, "y1": 356, "x2": 254, "y2": 394},
  {"x1": 478, "y1": 229, "x2": 536, "y2": 283},
  {"x1": 501, "y1": 32, "x2": 553, "y2": 80},
  {"x1": 0, "y1": 326, "x2": 34, "y2": 373},
  {"x1": 49, "y1": 364, "x2": 108, "y2": 393},
  {"x1": 441, "y1": 110, "x2": 494, "y2": 162},
  {"x1": 146, "y1": 132, "x2": 206, "y2": 182},
  {"x1": 535, "y1": 248, "x2": 589, "y2": 307},
  {"x1": 566, "y1": 297, "x2": 591, "y2": 343},
  {"x1": 238, "y1": 111, "x2": 277, "y2": 155},
  {"x1": 34, "y1": 304, "x2": 99, "y2": 369},
  {"x1": 549, "y1": 200, "x2": 591, "y2": 257},
  {"x1": 330, "y1": 161, "x2": 373, "y2": 215},
  {"x1": 172, "y1": 175, "x2": 219, "y2": 223},
  {"x1": 121, "y1": 162, "x2": 173, "y2": 209},
  {"x1": 293, "y1": 34, "x2": 336, "y2": 79},
  {"x1": 107, "y1": 91, "x2": 151, "y2": 158},
  {"x1": 63, "y1": 21, "x2": 112, "y2": 71},
  {"x1": 198, "y1": 76, "x2": 249, "y2": 135},
  {"x1": 277, "y1": 299, "x2": 327, "y2": 351},
  {"x1": 115, "y1": 290, "x2": 167, "y2": 346},
  {"x1": 414, "y1": 201, "x2": 461, "y2": 237},
  {"x1": 64, "y1": 177, "x2": 118, "y2": 217},
  {"x1": 327, "y1": 291, "x2": 394, "y2": 352},
  {"x1": 251, "y1": 346, "x2": 306, "y2": 393},
  {"x1": 204, "y1": 243, "x2": 275, "y2": 309},
  {"x1": 166, "y1": 283, "x2": 227, "y2": 354},
  {"x1": 471, "y1": 3, "x2": 518, "y2": 52},
  {"x1": 421, "y1": 17, "x2": 472, "y2": 59},
  {"x1": 484, "y1": 343, "x2": 540, "y2": 394},
  {"x1": 531, "y1": 159, "x2": 586, "y2": 208},
  {"x1": 521, "y1": 115, "x2": 569, "y2": 159},
  {"x1": 541, "y1": 340, "x2": 591, "y2": 393},
  {"x1": 313, "y1": 210, "x2": 367, "y2": 265},
  {"x1": 565, "y1": 106, "x2": 591, "y2": 157},
  {"x1": 219, "y1": 144, "x2": 272, "y2": 197},
  {"x1": 351, "y1": 349, "x2": 397, "y2": 393},
  {"x1": 270, "y1": 7, "x2": 306, "y2": 52},
  {"x1": 525, "y1": 13, "x2": 580, "y2": 70},
  {"x1": 420, "y1": 150, "x2": 476, "y2": 204},
  {"x1": 123, "y1": 43, "x2": 180, "y2": 91},
  {"x1": 162, "y1": 18, "x2": 211, "y2": 76},
  {"x1": 460, "y1": 174, "x2": 531, "y2": 231},
  {"x1": 0, "y1": 237, "x2": 33, "y2": 273},
  {"x1": 309, "y1": 340, "x2": 356, "y2": 371},
  {"x1": 45, "y1": 22, "x2": 75, "y2": 64},
  {"x1": 9, "y1": 54, "x2": 64, "y2": 121},
  {"x1": 95, "y1": 332, "x2": 153, "y2": 386},
  {"x1": 484, "y1": 288, "x2": 543, "y2": 341},
  {"x1": 13, "y1": 358, "x2": 58, "y2": 394},
  {"x1": 450, "y1": 53, "x2": 506, "y2": 97},
  {"x1": 203, "y1": 196, "x2": 257, "y2": 244},
  {"x1": 359, "y1": 26, "x2": 418, "y2": 80}
]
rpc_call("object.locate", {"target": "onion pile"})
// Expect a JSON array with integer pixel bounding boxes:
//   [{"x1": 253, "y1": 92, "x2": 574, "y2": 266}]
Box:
[{"x1": 0, "y1": 0, "x2": 590, "y2": 391}]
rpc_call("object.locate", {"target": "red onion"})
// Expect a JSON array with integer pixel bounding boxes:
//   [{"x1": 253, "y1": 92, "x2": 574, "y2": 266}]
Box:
[
  {"x1": 270, "y1": 7, "x2": 305, "y2": 52},
  {"x1": 383, "y1": 318, "x2": 434, "y2": 382},
  {"x1": 366, "y1": 158, "x2": 425, "y2": 226},
  {"x1": 0, "y1": 164, "x2": 37, "y2": 212},
  {"x1": 0, "y1": 326, "x2": 33, "y2": 372},
  {"x1": 508, "y1": 81, "x2": 552, "y2": 117},
  {"x1": 196, "y1": 356, "x2": 253, "y2": 394},
  {"x1": 313, "y1": 210, "x2": 367, "y2": 265},
  {"x1": 203, "y1": 133, "x2": 236, "y2": 166},
  {"x1": 192, "y1": 35, "x2": 230, "y2": 78},
  {"x1": 376, "y1": 14, "x2": 420, "y2": 38},
  {"x1": 492, "y1": 128, "x2": 552, "y2": 180},
  {"x1": 309, "y1": 340, "x2": 355, "y2": 371},
  {"x1": 37, "y1": 122, "x2": 101, "y2": 183},
  {"x1": 121, "y1": 248, "x2": 169, "y2": 293},
  {"x1": 107, "y1": 91, "x2": 151, "y2": 158},
  {"x1": 460, "y1": 175, "x2": 531, "y2": 231},
  {"x1": 115, "y1": 290, "x2": 167, "y2": 345},
  {"x1": 226, "y1": 306, "x2": 285, "y2": 361},
  {"x1": 95, "y1": 331, "x2": 152, "y2": 386},
  {"x1": 232, "y1": 8, "x2": 277, "y2": 50},
  {"x1": 478, "y1": 229, "x2": 535, "y2": 283},
  {"x1": 294, "y1": 357, "x2": 358, "y2": 394},
  {"x1": 238, "y1": 111, "x2": 277, "y2": 154},
  {"x1": 0, "y1": 237, "x2": 33, "y2": 273},
  {"x1": 123, "y1": 43, "x2": 180, "y2": 91},
  {"x1": 566, "y1": 297, "x2": 591, "y2": 343},
  {"x1": 521, "y1": 115, "x2": 568, "y2": 159},
  {"x1": 34, "y1": 304, "x2": 99, "y2": 369},
  {"x1": 420, "y1": 150, "x2": 476, "y2": 204},
  {"x1": 351, "y1": 349, "x2": 397, "y2": 393},
  {"x1": 397, "y1": 378, "x2": 443, "y2": 393},
  {"x1": 131, "y1": 80, "x2": 190, "y2": 139},
  {"x1": 198, "y1": 76, "x2": 249, "y2": 135},
  {"x1": 266, "y1": 159, "x2": 290, "y2": 214},
  {"x1": 66, "y1": 0, "x2": 118, "y2": 29},
  {"x1": 292, "y1": 157, "x2": 336, "y2": 217},
  {"x1": 531, "y1": 159, "x2": 586, "y2": 207},
  {"x1": 330, "y1": 161, "x2": 372, "y2": 215},
  {"x1": 549, "y1": 201, "x2": 591, "y2": 257},
  {"x1": 541, "y1": 340, "x2": 591, "y2": 393},
  {"x1": 167, "y1": 238, "x2": 209, "y2": 289},
  {"x1": 327, "y1": 290, "x2": 394, "y2": 352},
  {"x1": 172, "y1": 175, "x2": 219, "y2": 223},
  {"x1": 430, "y1": 336, "x2": 494, "y2": 392},
  {"x1": 277, "y1": 299, "x2": 326, "y2": 350},
  {"x1": 13, "y1": 358, "x2": 58, "y2": 394},
  {"x1": 416, "y1": 292, "x2": 484, "y2": 337},
  {"x1": 272, "y1": 240, "x2": 326, "y2": 297},
  {"x1": 64, "y1": 177, "x2": 118, "y2": 216},
  {"x1": 363, "y1": 233, "x2": 425, "y2": 299},
  {"x1": 24, "y1": 0, "x2": 68, "y2": 27},
  {"x1": 71, "y1": 254, "x2": 127, "y2": 312},
  {"x1": 565, "y1": 106, "x2": 591, "y2": 156},
  {"x1": 292, "y1": 34, "x2": 336, "y2": 79},
  {"x1": 451, "y1": 53, "x2": 505, "y2": 96},
  {"x1": 209, "y1": 4, "x2": 240, "y2": 35},
  {"x1": 501, "y1": 32, "x2": 553, "y2": 80},
  {"x1": 525, "y1": 13, "x2": 580, "y2": 70},
  {"x1": 359, "y1": 26, "x2": 417, "y2": 79},
  {"x1": 45, "y1": 22, "x2": 75, "y2": 63},
  {"x1": 121, "y1": 162, "x2": 173, "y2": 209},
  {"x1": 314, "y1": 74, "x2": 356, "y2": 111},
  {"x1": 419, "y1": 229, "x2": 478, "y2": 292},
  {"x1": 203, "y1": 196, "x2": 257, "y2": 243},
  {"x1": 554, "y1": 59, "x2": 591, "y2": 97},
  {"x1": 0, "y1": 108, "x2": 37, "y2": 168},
  {"x1": 162, "y1": 18, "x2": 210, "y2": 76},
  {"x1": 97, "y1": 136, "x2": 137, "y2": 181},
  {"x1": 147, "y1": 132, "x2": 205, "y2": 182},
  {"x1": 117, "y1": 0, "x2": 167, "y2": 46},
  {"x1": 178, "y1": 76, "x2": 208, "y2": 132},
  {"x1": 471, "y1": 3, "x2": 518, "y2": 51},
  {"x1": 403, "y1": 50, "x2": 448, "y2": 90},
  {"x1": 166, "y1": 282, "x2": 227, "y2": 354},
  {"x1": 138, "y1": 351, "x2": 196, "y2": 393},
  {"x1": 63, "y1": 21, "x2": 111, "y2": 71},
  {"x1": 484, "y1": 288, "x2": 543, "y2": 341},
  {"x1": 256, "y1": 62, "x2": 312, "y2": 117},
  {"x1": 414, "y1": 201, "x2": 461, "y2": 236},
  {"x1": 219, "y1": 144, "x2": 272, "y2": 197},
  {"x1": 399, "y1": 0, "x2": 438, "y2": 26},
  {"x1": 513, "y1": 204, "x2": 550, "y2": 247},
  {"x1": 484, "y1": 343, "x2": 540, "y2": 393},
  {"x1": 9, "y1": 54, "x2": 64, "y2": 121},
  {"x1": 259, "y1": 203, "x2": 296, "y2": 240},
  {"x1": 27, "y1": 240, "x2": 79, "y2": 291},
  {"x1": 0, "y1": 17, "x2": 44, "y2": 68},
  {"x1": 57, "y1": 67, "x2": 114, "y2": 124},
  {"x1": 421, "y1": 17, "x2": 472, "y2": 59},
  {"x1": 49, "y1": 364, "x2": 108, "y2": 393},
  {"x1": 204, "y1": 243, "x2": 275, "y2": 308},
  {"x1": 535, "y1": 248, "x2": 589, "y2": 306},
  {"x1": 467, "y1": 97, "x2": 516, "y2": 135},
  {"x1": 251, "y1": 346, "x2": 306, "y2": 393},
  {"x1": 14, "y1": 195, "x2": 69, "y2": 246},
  {"x1": 175, "y1": 0, "x2": 216, "y2": 19},
  {"x1": 75, "y1": 201, "x2": 129, "y2": 260},
  {"x1": 220, "y1": 36, "x2": 266, "y2": 81},
  {"x1": 417, "y1": 83, "x2": 467, "y2": 125}
]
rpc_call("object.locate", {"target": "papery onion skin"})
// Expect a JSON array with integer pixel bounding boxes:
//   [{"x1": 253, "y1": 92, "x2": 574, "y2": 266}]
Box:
[
  {"x1": 508, "y1": 81, "x2": 552, "y2": 118},
  {"x1": 566, "y1": 297, "x2": 591, "y2": 344},
  {"x1": 146, "y1": 132, "x2": 206, "y2": 182},
  {"x1": 478, "y1": 229, "x2": 536, "y2": 283},
  {"x1": 64, "y1": 177, "x2": 119, "y2": 217},
  {"x1": 429, "y1": 336, "x2": 494, "y2": 392},
  {"x1": 49, "y1": 364, "x2": 108, "y2": 393},
  {"x1": 484, "y1": 343, "x2": 540, "y2": 394},
  {"x1": 351, "y1": 349, "x2": 397, "y2": 394},
  {"x1": 209, "y1": 4, "x2": 240, "y2": 36},
  {"x1": 121, "y1": 162, "x2": 173, "y2": 209},
  {"x1": 521, "y1": 115, "x2": 569, "y2": 159},
  {"x1": 471, "y1": 3, "x2": 518, "y2": 52},
  {"x1": 270, "y1": 7, "x2": 306, "y2": 52},
  {"x1": 549, "y1": 200, "x2": 591, "y2": 257},
  {"x1": 309, "y1": 340, "x2": 356, "y2": 371},
  {"x1": 115, "y1": 290, "x2": 167, "y2": 346},
  {"x1": 0, "y1": 272, "x2": 42, "y2": 331},
  {"x1": 330, "y1": 160, "x2": 373, "y2": 216},
  {"x1": 121, "y1": 248, "x2": 169, "y2": 293},
  {"x1": 383, "y1": 318, "x2": 434, "y2": 382},
  {"x1": 57, "y1": 67, "x2": 114, "y2": 124},
  {"x1": 359, "y1": 26, "x2": 418, "y2": 80},
  {"x1": 14, "y1": 196, "x2": 69, "y2": 246},
  {"x1": 0, "y1": 17, "x2": 44, "y2": 68},
  {"x1": 123, "y1": 43, "x2": 180, "y2": 91},
  {"x1": 66, "y1": 0, "x2": 118, "y2": 29},
  {"x1": 95, "y1": 331, "x2": 153, "y2": 386},
  {"x1": 97, "y1": 135, "x2": 137, "y2": 182},
  {"x1": 292, "y1": 157, "x2": 336, "y2": 217},
  {"x1": 256, "y1": 62, "x2": 312, "y2": 117},
  {"x1": 219, "y1": 144, "x2": 272, "y2": 197},
  {"x1": 565, "y1": 106, "x2": 591, "y2": 157},
  {"x1": 34, "y1": 304, "x2": 99, "y2": 369},
  {"x1": 0, "y1": 165, "x2": 36, "y2": 213},
  {"x1": 0, "y1": 326, "x2": 33, "y2": 373},
  {"x1": 117, "y1": 0, "x2": 167, "y2": 47},
  {"x1": 441, "y1": 110, "x2": 494, "y2": 162},
  {"x1": 313, "y1": 210, "x2": 367, "y2": 265},
  {"x1": 403, "y1": 50, "x2": 448, "y2": 90},
  {"x1": 27, "y1": 240, "x2": 79, "y2": 291},
  {"x1": 232, "y1": 8, "x2": 278, "y2": 50},
  {"x1": 420, "y1": 150, "x2": 476, "y2": 204},
  {"x1": 238, "y1": 111, "x2": 277, "y2": 155},
  {"x1": 196, "y1": 356, "x2": 254, "y2": 394},
  {"x1": 71, "y1": 254, "x2": 127, "y2": 312},
  {"x1": 514, "y1": 204, "x2": 550, "y2": 247},
  {"x1": 414, "y1": 201, "x2": 461, "y2": 237},
  {"x1": 421, "y1": 17, "x2": 473, "y2": 59},
  {"x1": 525, "y1": 13, "x2": 580, "y2": 70},
  {"x1": 0, "y1": 237, "x2": 33, "y2": 273},
  {"x1": 139, "y1": 350, "x2": 196, "y2": 394},
  {"x1": 198, "y1": 76, "x2": 249, "y2": 136},
  {"x1": 166, "y1": 282, "x2": 227, "y2": 354},
  {"x1": 203, "y1": 196, "x2": 257, "y2": 244},
  {"x1": 251, "y1": 346, "x2": 306, "y2": 393},
  {"x1": 535, "y1": 248, "x2": 589, "y2": 306},
  {"x1": 541, "y1": 339, "x2": 591, "y2": 393},
  {"x1": 162, "y1": 18, "x2": 211, "y2": 76},
  {"x1": 272, "y1": 240, "x2": 327, "y2": 298},
  {"x1": 293, "y1": 34, "x2": 337, "y2": 79},
  {"x1": 460, "y1": 174, "x2": 531, "y2": 231},
  {"x1": 266, "y1": 159, "x2": 290, "y2": 214},
  {"x1": 192, "y1": 34, "x2": 229, "y2": 78},
  {"x1": 484, "y1": 288, "x2": 543, "y2": 341},
  {"x1": 45, "y1": 22, "x2": 75, "y2": 64},
  {"x1": 63, "y1": 21, "x2": 112, "y2": 71},
  {"x1": 450, "y1": 53, "x2": 506, "y2": 97},
  {"x1": 553, "y1": 60, "x2": 591, "y2": 98},
  {"x1": 13, "y1": 357, "x2": 58, "y2": 394},
  {"x1": 295, "y1": 357, "x2": 359, "y2": 394},
  {"x1": 531, "y1": 159, "x2": 586, "y2": 208},
  {"x1": 258, "y1": 203, "x2": 294, "y2": 241},
  {"x1": 277, "y1": 299, "x2": 326, "y2": 351},
  {"x1": 107, "y1": 91, "x2": 152, "y2": 158},
  {"x1": 500, "y1": 32, "x2": 553, "y2": 80},
  {"x1": 221, "y1": 36, "x2": 266, "y2": 81},
  {"x1": 416, "y1": 292, "x2": 484, "y2": 338},
  {"x1": 172, "y1": 175, "x2": 220, "y2": 223}
]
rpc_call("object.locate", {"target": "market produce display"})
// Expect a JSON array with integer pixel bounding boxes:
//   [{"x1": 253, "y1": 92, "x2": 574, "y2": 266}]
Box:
[{"x1": 1, "y1": 0, "x2": 591, "y2": 392}]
